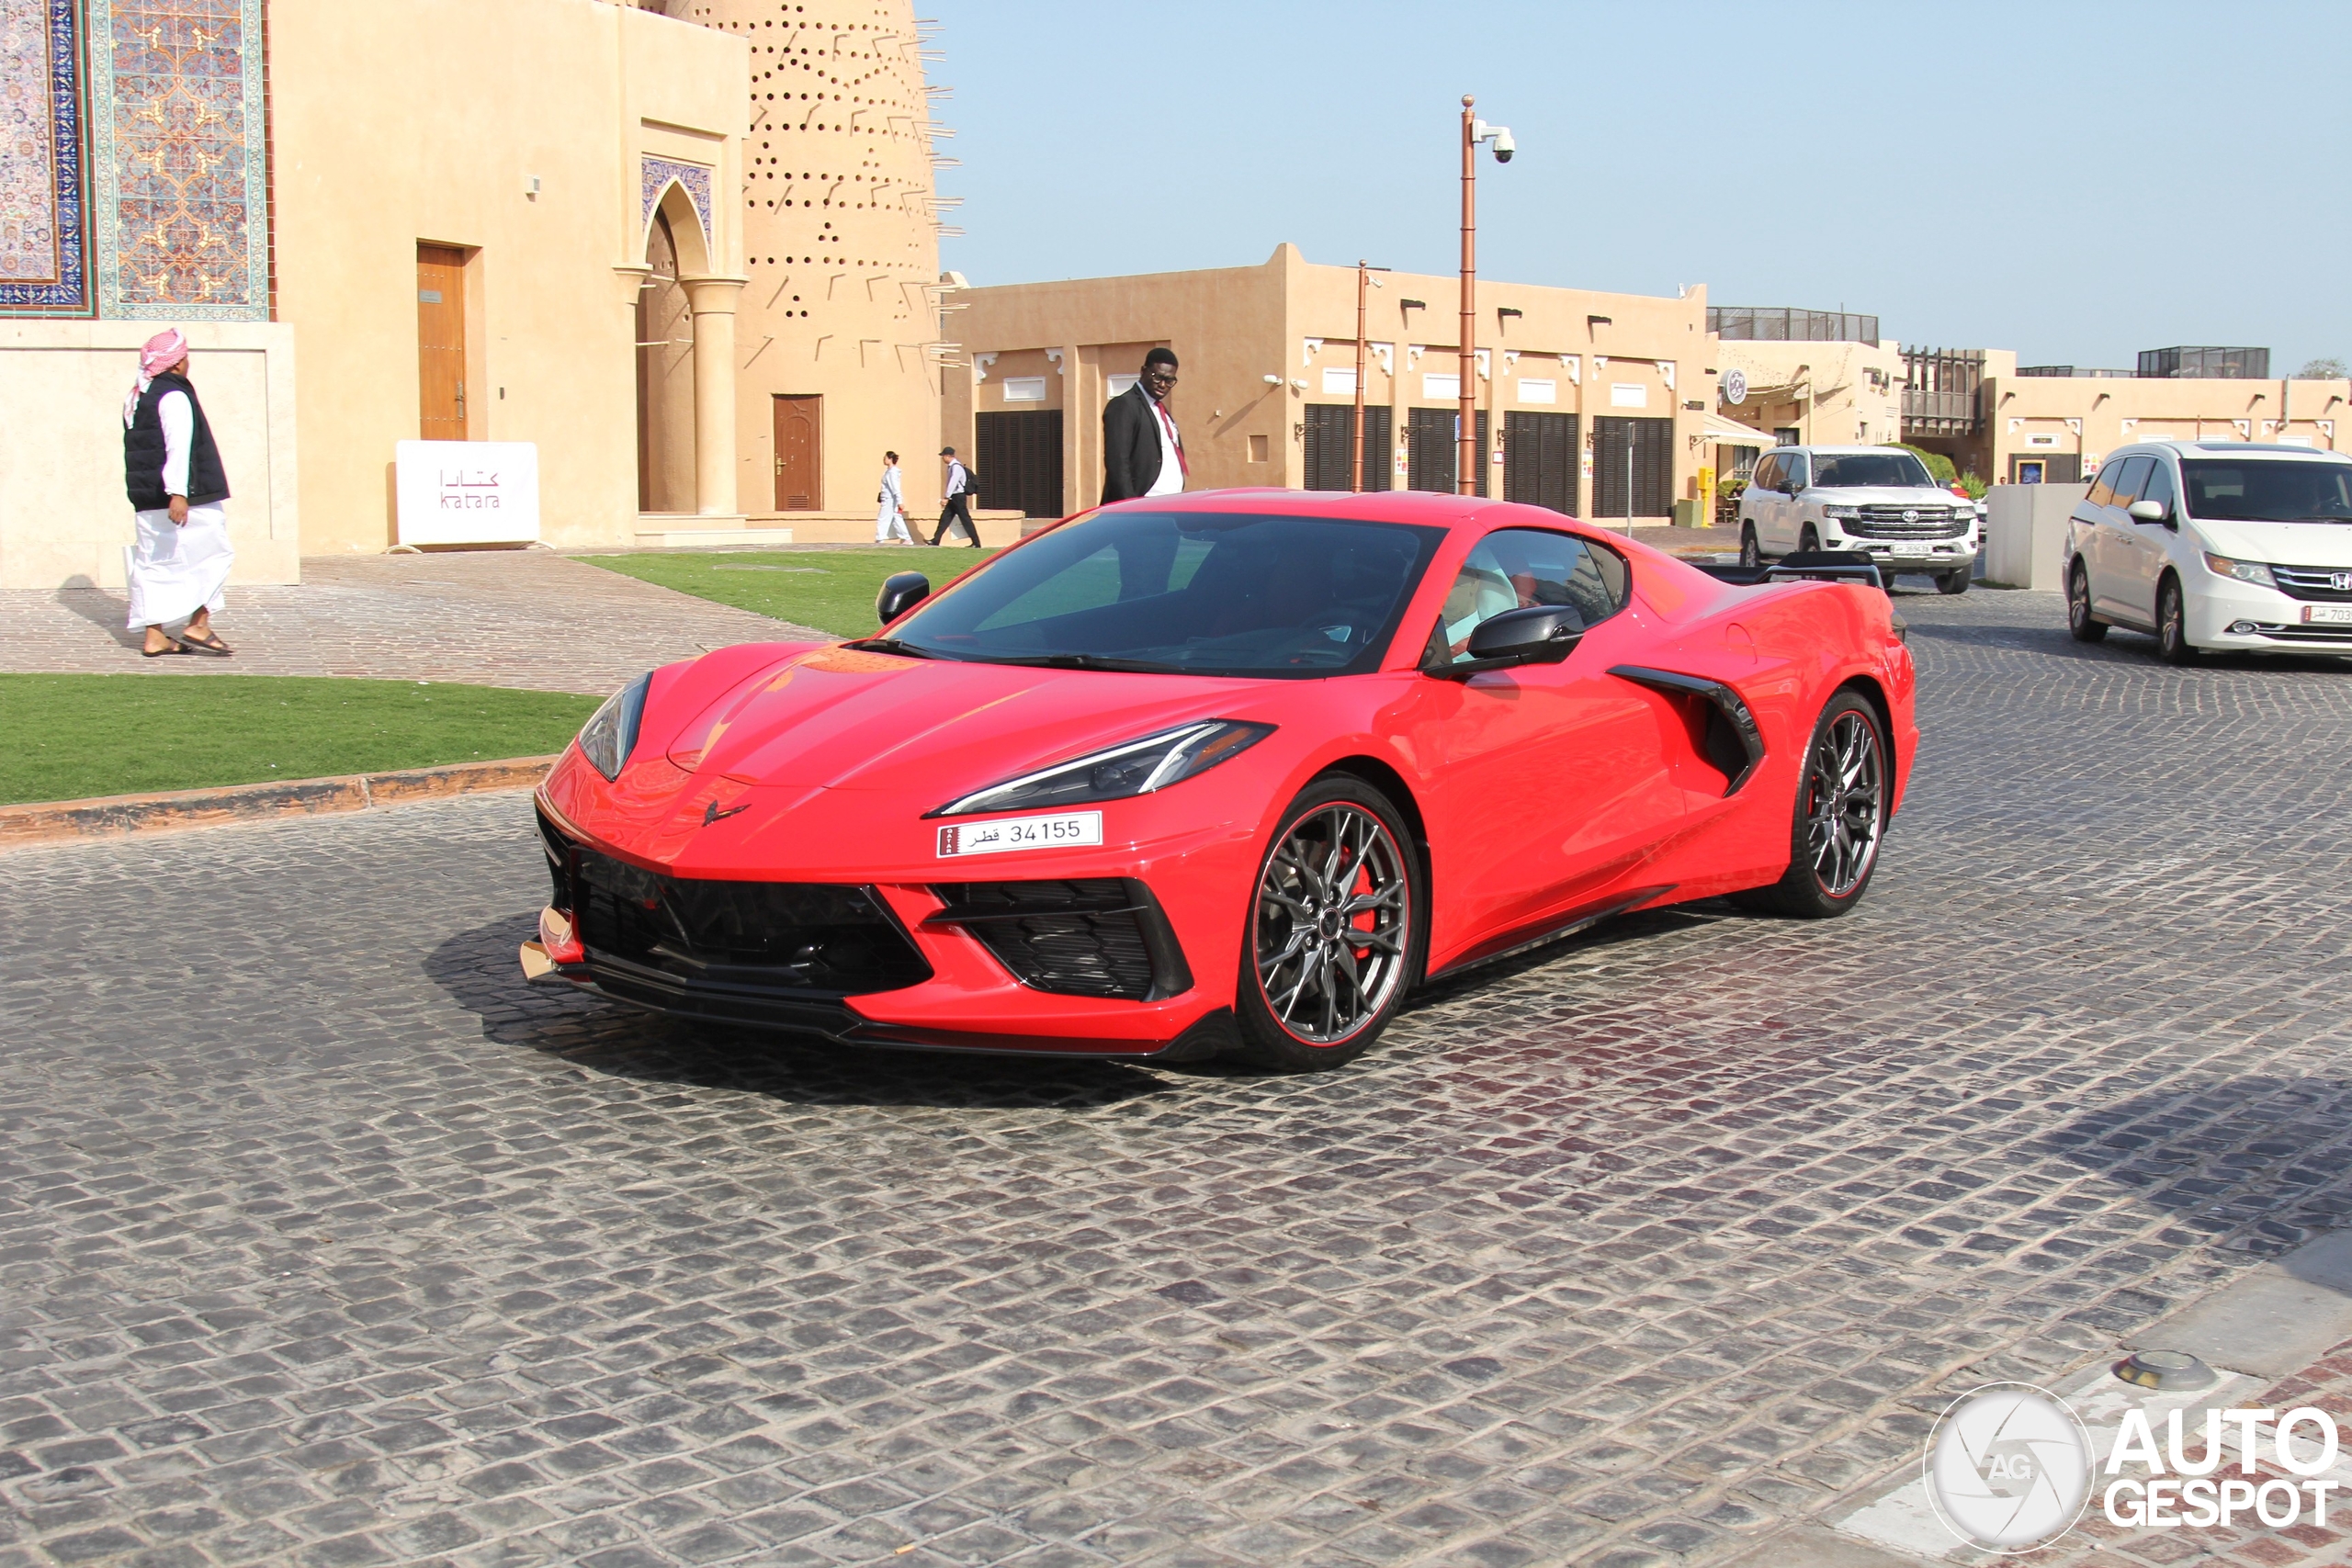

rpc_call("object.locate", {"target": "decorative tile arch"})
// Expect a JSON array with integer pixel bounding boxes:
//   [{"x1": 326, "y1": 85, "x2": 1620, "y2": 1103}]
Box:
[
  {"x1": 0, "y1": 0, "x2": 91, "y2": 313},
  {"x1": 639, "y1": 156, "x2": 712, "y2": 256}
]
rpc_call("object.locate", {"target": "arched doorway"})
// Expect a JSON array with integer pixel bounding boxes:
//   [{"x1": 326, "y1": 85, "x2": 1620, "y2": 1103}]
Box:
[{"x1": 635, "y1": 209, "x2": 695, "y2": 513}]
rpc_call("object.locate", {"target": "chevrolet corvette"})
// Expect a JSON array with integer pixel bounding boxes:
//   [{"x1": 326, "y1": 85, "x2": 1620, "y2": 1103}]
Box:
[{"x1": 523, "y1": 491, "x2": 1917, "y2": 1070}]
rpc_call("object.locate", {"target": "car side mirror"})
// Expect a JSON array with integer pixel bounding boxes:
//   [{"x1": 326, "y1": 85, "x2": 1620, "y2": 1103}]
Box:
[
  {"x1": 876, "y1": 570, "x2": 930, "y2": 624},
  {"x1": 2127, "y1": 499, "x2": 2170, "y2": 525},
  {"x1": 1430, "y1": 604, "x2": 1585, "y2": 678},
  {"x1": 1787, "y1": 478, "x2": 1806, "y2": 495}
]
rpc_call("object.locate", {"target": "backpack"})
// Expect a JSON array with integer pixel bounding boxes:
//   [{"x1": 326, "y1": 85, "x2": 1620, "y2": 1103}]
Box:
[{"x1": 959, "y1": 465, "x2": 981, "y2": 503}]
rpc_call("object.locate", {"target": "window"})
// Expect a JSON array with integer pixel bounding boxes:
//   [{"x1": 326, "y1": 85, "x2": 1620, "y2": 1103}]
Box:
[
  {"x1": 1752, "y1": 454, "x2": 1783, "y2": 492},
  {"x1": 1432, "y1": 527, "x2": 1630, "y2": 665},
  {"x1": 2103, "y1": 456, "x2": 2153, "y2": 508},
  {"x1": 1774, "y1": 427, "x2": 1801, "y2": 446},
  {"x1": 2141, "y1": 459, "x2": 2178, "y2": 517},
  {"x1": 1782, "y1": 453, "x2": 1811, "y2": 490},
  {"x1": 2084, "y1": 467, "x2": 2117, "y2": 507},
  {"x1": 1810, "y1": 451, "x2": 1932, "y2": 488},
  {"x1": 2181, "y1": 459, "x2": 2352, "y2": 522},
  {"x1": 886, "y1": 510, "x2": 1445, "y2": 678}
]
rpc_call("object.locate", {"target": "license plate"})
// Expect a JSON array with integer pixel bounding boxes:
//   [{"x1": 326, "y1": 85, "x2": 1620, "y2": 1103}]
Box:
[
  {"x1": 1891, "y1": 543, "x2": 1932, "y2": 557},
  {"x1": 2304, "y1": 604, "x2": 2352, "y2": 625},
  {"x1": 936, "y1": 810, "x2": 1103, "y2": 857}
]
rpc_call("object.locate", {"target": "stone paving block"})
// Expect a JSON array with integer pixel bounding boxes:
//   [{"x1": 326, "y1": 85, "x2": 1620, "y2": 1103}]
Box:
[{"x1": 9, "y1": 590, "x2": 2352, "y2": 1564}]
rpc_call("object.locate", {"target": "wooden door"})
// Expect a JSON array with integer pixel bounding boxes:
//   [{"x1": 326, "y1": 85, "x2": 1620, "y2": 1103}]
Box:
[
  {"x1": 977, "y1": 409, "x2": 1066, "y2": 517},
  {"x1": 1301, "y1": 405, "x2": 1394, "y2": 491},
  {"x1": 1591, "y1": 416, "x2": 1672, "y2": 520},
  {"x1": 1504, "y1": 412, "x2": 1577, "y2": 514},
  {"x1": 774, "y1": 394, "x2": 820, "y2": 511},
  {"x1": 416, "y1": 244, "x2": 467, "y2": 440},
  {"x1": 1407, "y1": 408, "x2": 1487, "y2": 495}
]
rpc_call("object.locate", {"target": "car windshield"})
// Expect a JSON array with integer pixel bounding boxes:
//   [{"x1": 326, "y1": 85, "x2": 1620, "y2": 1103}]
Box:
[
  {"x1": 1810, "y1": 452, "x2": 1934, "y2": 488},
  {"x1": 875, "y1": 509, "x2": 1447, "y2": 677},
  {"x1": 2180, "y1": 459, "x2": 2352, "y2": 523}
]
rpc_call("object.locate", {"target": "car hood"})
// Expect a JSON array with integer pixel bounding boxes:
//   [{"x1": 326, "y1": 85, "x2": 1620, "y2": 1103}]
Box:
[
  {"x1": 1806, "y1": 487, "x2": 1967, "y2": 508},
  {"x1": 662, "y1": 643, "x2": 1279, "y2": 797},
  {"x1": 2189, "y1": 518, "x2": 2352, "y2": 568}
]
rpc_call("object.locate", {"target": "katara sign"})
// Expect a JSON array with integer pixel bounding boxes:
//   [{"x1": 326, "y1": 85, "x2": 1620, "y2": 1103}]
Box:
[{"x1": 395, "y1": 441, "x2": 541, "y2": 547}]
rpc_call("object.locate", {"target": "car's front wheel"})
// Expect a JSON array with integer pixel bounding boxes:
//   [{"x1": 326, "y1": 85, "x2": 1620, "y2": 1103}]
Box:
[
  {"x1": 1739, "y1": 525, "x2": 1761, "y2": 570},
  {"x1": 2156, "y1": 575, "x2": 2199, "y2": 665},
  {"x1": 1937, "y1": 569, "x2": 1971, "y2": 596},
  {"x1": 1800, "y1": 525, "x2": 1821, "y2": 553},
  {"x1": 1235, "y1": 777, "x2": 1423, "y2": 1072},
  {"x1": 2067, "y1": 560, "x2": 2107, "y2": 642},
  {"x1": 1733, "y1": 691, "x2": 1888, "y2": 919}
]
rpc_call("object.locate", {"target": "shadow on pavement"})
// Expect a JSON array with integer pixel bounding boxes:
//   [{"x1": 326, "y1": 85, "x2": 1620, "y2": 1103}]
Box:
[
  {"x1": 423, "y1": 912, "x2": 1178, "y2": 1111},
  {"x1": 54, "y1": 581, "x2": 143, "y2": 650},
  {"x1": 2038, "y1": 1074, "x2": 2352, "y2": 1262}
]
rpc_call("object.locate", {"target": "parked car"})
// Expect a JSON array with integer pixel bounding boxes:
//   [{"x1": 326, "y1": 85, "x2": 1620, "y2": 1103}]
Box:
[
  {"x1": 523, "y1": 491, "x2": 1917, "y2": 1072},
  {"x1": 2064, "y1": 441, "x2": 2352, "y2": 662},
  {"x1": 1738, "y1": 446, "x2": 1980, "y2": 594}
]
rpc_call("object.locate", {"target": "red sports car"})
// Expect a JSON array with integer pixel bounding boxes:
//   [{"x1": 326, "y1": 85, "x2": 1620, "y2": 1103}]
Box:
[{"x1": 524, "y1": 491, "x2": 1917, "y2": 1070}]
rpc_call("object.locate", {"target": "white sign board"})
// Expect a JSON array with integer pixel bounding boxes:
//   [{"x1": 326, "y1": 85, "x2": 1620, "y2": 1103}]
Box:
[
  {"x1": 1106, "y1": 373, "x2": 1138, "y2": 399},
  {"x1": 1611, "y1": 382, "x2": 1648, "y2": 408},
  {"x1": 1517, "y1": 378, "x2": 1556, "y2": 405},
  {"x1": 1002, "y1": 376, "x2": 1047, "y2": 402},
  {"x1": 1422, "y1": 373, "x2": 1461, "y2": 400},
  {"x1": 395, "y1": 441, "x2": 540, "y2": 547},
  {"x1": 1723, "y1": 367, "x2": 1747, "y2": 405},
  {"x1": 1321, "y1": 367, "x2": 1357, "y2": 395}
]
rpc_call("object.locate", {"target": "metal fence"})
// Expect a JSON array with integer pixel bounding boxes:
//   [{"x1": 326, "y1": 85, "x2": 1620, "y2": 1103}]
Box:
[
  {"x1": 2137, "y1": 345, "x2": 2271, "y2": 379},
  {"x1": 1708, "y1": 307, "x2": 1879, "y2": 347}
]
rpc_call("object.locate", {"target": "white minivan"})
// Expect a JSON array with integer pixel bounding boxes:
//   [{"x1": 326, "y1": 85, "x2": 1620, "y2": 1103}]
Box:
[
  {"x1": 1737, "y1": 446, "x2": 1980, "y2": 594},
  {"x1": 2064, "y1": 441, "x2": 2352, "y2": 661}
]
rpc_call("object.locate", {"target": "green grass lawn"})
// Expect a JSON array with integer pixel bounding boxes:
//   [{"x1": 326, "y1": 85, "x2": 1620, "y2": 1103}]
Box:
[
  {"x1": 578, "y1": 547, "x2": 1001, "y2": 638},
  {"x1": 0, "y1": 675, "x2": 601, "y2": 806}
]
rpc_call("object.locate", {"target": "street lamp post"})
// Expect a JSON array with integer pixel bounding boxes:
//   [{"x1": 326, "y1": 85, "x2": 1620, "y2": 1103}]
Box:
[
  {"x1": 1457, "y1": 97, "x2": 1513, "y2": 497},
  {"x1": 1351, "y1": 261, "x2": 1385, "y2": 491}
]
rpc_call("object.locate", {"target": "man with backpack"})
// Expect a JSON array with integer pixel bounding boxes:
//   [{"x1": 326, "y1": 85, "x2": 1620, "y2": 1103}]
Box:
[{"x1": 931, "y1": 446, "x2": 979, "y2": 547}]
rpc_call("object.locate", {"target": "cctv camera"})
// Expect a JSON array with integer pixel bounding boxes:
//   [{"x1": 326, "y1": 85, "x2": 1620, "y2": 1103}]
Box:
[
  {"x1": 1263, "y1": 374, "x2": 1282, "y2": 385},
  {"x1": 1492, "y1": 130, "x2": 1515, "y2": 163}
]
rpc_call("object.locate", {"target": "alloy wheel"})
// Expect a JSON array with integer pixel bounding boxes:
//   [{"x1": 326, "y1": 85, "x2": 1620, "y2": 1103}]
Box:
[
  {"x1": 1802, "y1": 710, "x2": 1883, "y2": 897},
  {"x1": 1253, "y1": 803, "x2": 1410, "y2": 1043}
]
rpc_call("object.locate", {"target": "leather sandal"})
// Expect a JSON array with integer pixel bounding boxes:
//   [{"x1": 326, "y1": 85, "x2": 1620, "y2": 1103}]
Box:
[
  {"x1": 179, "y1": 630, "x2": 233, "y2": 656},
  {"x1": 141, "y1": 641, "x2": 192, "y2": 657}
]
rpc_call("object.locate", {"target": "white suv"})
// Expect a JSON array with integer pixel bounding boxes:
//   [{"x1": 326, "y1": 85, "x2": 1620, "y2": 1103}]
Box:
[
  {"x1": 2064, "y1": 441, "x2": 2352, "y2": 662},
  {"x1": 1737, "y1": 446, "x2": 1980, "y2": 594}
]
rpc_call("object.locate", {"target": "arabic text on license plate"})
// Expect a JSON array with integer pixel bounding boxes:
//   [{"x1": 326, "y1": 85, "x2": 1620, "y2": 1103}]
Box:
[
  {"x1": 1892, "y1": 543, "x2": 1932, "y2": 557},
  {"x1": 2304, "y1": 604, "x2": 2352, "y2": 625},
  {"x1": 935, "y1": 810, "x2": 1103, "y2": 857}
]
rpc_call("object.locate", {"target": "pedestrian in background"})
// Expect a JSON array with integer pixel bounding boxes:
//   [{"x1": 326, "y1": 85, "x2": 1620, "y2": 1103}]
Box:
[
  {"x1": 123, "y1": 328, "x2": 235, "y2": 657},
  {"x1": 931, "y1": 446, "x2": 978, "y2": 547},
  {"x1": 1101, "y1": 346, "x2": 1187, "y2": 503},
  {"x1": 874, "y1": 450, "x2": 911, "y2": 544}
]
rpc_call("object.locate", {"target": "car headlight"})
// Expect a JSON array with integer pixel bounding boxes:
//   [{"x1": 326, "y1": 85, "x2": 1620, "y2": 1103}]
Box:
[
  {"x1": 931, "y1": 720, "x2": 1275, "y2": 818},
  {"x1": 1821, "y1": 504, "x2": 1861, "y2": 519},
  {"x1": 576, "y1": 672, "x2": 650, "y2": 782},
  {"x1": 2203, "y1": 552, "x2": 2276, "y2": 589}
]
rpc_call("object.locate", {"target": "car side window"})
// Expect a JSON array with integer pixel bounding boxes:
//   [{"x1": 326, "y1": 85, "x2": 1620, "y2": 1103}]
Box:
[
  {"x1": 2106, "y1": 456, "x2": 2153, "y2": 508},
  {"x1": 1753, "y1": 455, "x2": 1781, "y2": 492},
  {"x1": 1435, "y1": 528, "x2": 1629, "y2": 664},
  {"x1": 2140, "y1": 459, "x2": 2177, "y2": 517},
  {"x1": 2084, "y1": 467, "x2": 2117, "y2": 507},
  {"x1": 1783, "y1": 454, "x2": 1810, "y2": 490}
]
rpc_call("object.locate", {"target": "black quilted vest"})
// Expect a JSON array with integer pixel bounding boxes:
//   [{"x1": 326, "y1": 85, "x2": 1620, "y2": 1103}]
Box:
[{"x1": 124, "y1": 372, "x2": 231, "y2": 509}]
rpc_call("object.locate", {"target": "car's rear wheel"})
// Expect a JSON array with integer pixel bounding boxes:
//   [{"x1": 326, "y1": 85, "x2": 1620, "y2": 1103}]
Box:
[
  {"x1": 1235, "y1": 777, "x2": 1422, "y2": 1072},
  {"x1": 1937, "y1": 569, "x2": 1971, "y2": 595},
  {"x1": 2156, "y1": 575, "x2": 2199, "y2": 665},
  {"x1": 1733, "y1": 691, "x2": 1888, "y2": 919},
  {"x1": 1739, "y1": 525, "x2": 1761, "y2": 570},
  {"x1": 2067, "y1": 560, "x2": 2107, "y2": 642}
]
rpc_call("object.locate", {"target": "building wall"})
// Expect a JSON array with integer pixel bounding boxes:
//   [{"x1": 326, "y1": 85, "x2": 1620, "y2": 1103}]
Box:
[
  {"x1": 1984, "y1": 373, "x2": 2350, "y2": 481},
  {"x1": 0, "y1": 320, "x2": 296, "y2": 590},
  {"x1": 1714, "y1": 338, "x2": 1907, "y2": 450},
  {"x1": 945, "y1": 245, "x2": 1713, "y2": 523},
  {"x1": 687, "y1": 0, "x2": 945, "y2": 523},
  {"x1": 269, "y1": 0, "x2": 746, "y2": 555}
]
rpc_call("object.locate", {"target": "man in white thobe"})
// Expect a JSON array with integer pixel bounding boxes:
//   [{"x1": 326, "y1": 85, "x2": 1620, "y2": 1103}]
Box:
[
  {"x1": 874, "y1": 451, "x2": 912, "y2": 544},
  {"x1": 122, "y1": 328, "x2": 235, "y2": 656}
]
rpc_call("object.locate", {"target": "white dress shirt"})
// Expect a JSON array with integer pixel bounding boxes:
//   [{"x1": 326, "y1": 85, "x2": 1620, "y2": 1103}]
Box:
[{"x1": 1144, "y1": 394, "x2": 1184, "y2": 497}]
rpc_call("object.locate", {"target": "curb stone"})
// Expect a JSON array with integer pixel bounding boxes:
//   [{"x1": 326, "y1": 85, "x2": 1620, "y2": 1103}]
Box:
[{"x1": 0, "y1": 755, "x2": 558, "y2": 848}]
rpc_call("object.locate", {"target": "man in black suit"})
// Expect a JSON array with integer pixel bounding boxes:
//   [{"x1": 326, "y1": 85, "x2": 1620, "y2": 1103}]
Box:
[{"x1": 1101, "y1": 347, "x2": 1186, "y2": 503}]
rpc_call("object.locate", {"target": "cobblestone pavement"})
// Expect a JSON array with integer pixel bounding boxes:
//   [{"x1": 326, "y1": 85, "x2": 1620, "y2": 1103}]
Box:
[
  {"x1": 6, "y1": 588, "x2": 2352, "y2": 1568},
  {"x1": 0, "y1": 553, "x2": 820, "y2": 695}
]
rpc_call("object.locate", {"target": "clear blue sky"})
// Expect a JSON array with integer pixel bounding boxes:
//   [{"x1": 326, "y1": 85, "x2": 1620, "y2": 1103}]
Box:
[{"x1": 925, "y1": 0, "x2": 2350, "y2": 372}]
